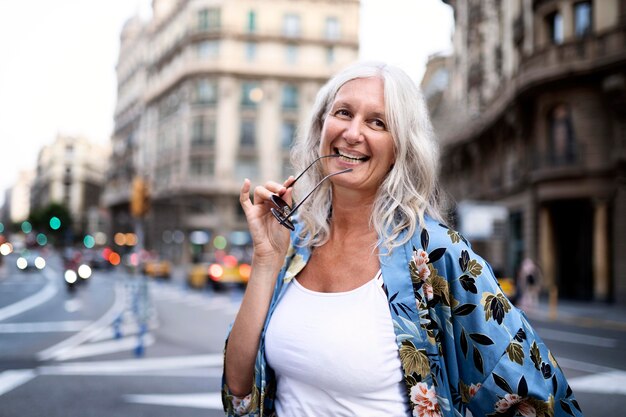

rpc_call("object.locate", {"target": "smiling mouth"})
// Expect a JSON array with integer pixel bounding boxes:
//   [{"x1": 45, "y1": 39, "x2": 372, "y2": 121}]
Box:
[{"x1": 334, "y1": 148, "x2": 369, "y2": 163}]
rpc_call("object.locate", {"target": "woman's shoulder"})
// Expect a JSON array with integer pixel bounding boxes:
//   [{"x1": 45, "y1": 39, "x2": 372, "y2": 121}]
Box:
[{"x1": 417, "y1": 216, "x2": 471, "y2": 253}]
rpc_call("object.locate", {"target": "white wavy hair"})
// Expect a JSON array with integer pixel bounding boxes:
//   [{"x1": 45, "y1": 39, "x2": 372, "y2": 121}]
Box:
[{"x1": 291, "y1": 61, "x2": 445, "y2": 252}]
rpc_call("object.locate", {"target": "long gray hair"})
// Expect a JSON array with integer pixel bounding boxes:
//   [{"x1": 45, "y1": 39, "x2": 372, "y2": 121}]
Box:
[{"x1": 291, "y1": 61, "x2": 445, "y2": 252}]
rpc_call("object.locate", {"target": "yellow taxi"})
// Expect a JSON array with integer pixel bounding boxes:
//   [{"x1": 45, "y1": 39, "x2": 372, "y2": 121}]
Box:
[
  {"x1": 188, "y1": 254, "x2": 250, "y2": 291},
  {"x1": 143, "y1": 259, "x2": 172, "y2": 278},
  {"x1": 497, "y1": 276, "x2": 517, "y2": 300}
]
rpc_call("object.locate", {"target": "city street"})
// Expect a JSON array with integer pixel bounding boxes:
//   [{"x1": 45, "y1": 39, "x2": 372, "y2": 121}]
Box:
[{"x1": 0, "y1": 252, "x2": 624, "y2": 417}]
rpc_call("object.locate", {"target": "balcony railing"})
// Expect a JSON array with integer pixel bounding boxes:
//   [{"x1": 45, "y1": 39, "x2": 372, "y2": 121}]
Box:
[{"x1": 519, "y1": 25, "x2": 626, "y2": 87}]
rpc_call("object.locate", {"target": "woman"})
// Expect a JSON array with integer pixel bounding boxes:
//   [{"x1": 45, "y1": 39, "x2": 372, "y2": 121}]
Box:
[{"x1": 223, "y1": 62, "x2": 583, "y2": 417}]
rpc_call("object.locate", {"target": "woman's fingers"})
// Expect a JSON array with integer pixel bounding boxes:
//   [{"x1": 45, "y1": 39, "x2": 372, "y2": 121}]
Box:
[{"x1": 239, "y1": 179, "x2": 253, "y2": 209}]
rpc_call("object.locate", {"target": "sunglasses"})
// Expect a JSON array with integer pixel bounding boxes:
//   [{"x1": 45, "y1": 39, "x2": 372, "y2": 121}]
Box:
[{"x1": 270, "y1": 154, "x2": 353, "y2": 231}]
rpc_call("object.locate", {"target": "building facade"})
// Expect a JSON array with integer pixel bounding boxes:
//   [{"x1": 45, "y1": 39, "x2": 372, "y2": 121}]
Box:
[
  {"x1": 31, "y1": 134, "x2": 110, "y2": 236},
  {"x1": 106, "y1": 0, "x2": 360, "y2": 263},
  {"x1": 432, "y1": 0, "x2": 626, "y2": 302},
  {"x1": 8, "y1": 170, "x2": 35, "y2": 224}
]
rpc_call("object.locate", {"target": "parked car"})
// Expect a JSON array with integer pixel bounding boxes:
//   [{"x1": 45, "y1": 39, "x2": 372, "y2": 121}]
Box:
[{"x1": 187, "y1": 254, "x2": 250, "y2": 291}]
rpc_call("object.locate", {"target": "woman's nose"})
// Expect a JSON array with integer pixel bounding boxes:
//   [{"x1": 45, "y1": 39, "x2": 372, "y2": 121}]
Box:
[{"x1": 343, "y1": 119, "x2": 363, "y2": 144}]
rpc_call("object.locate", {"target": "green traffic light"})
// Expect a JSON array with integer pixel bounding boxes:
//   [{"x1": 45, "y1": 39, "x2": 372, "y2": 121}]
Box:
[{"x1": 50, "y1": 216, "x2": 61, "y2": 230}]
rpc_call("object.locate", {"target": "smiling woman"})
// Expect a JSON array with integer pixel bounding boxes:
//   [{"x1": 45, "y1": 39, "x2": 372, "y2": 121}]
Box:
[{"x1": 222, "y1": 61, "x2": 583, "y2": 417}]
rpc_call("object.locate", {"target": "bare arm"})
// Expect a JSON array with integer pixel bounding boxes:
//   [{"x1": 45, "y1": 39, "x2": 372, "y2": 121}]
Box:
[{"x1": 224, "y1": 178, "x2": 292, "y2": 397}]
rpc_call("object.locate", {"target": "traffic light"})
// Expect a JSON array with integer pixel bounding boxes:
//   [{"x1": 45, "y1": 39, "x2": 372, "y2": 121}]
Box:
[{"x1": 131, "y1": 177, "x2": 150, "y2": 217}]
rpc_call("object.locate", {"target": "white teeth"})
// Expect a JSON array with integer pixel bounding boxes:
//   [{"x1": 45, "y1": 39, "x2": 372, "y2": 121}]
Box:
[{"x1": 337, "y1": 151, "x2": 366, "y2": 162}]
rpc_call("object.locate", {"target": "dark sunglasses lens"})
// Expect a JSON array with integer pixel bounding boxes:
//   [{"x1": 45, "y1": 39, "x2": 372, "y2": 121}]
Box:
[
  {"x1": 270, "y1": 207, "x2": 295, "y2": 231},
  {"x1": 270, "y1": 194, "x2": 291, "y2": 213}
]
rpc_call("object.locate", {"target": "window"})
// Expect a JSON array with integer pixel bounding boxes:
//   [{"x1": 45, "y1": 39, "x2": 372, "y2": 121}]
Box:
[
  {"x1": 247, "y1": 10, "x2": 257, "y2": 33},
  {"x1": 197, "y1": 40, "x2": 219, "y2": 59},
  {"x1": 194, "y1": 79, "x2": 217, "y2": 104},
  {"x1": 241, "y1": 82, "x2": 263, "y2": 106},
  {"x1": 235, "y1": 159, "x2": 259, "y2": 181},
  {"x1": 326, "y1": 46, "x2": 335, "y2": 64},
  {"x1": 286, "y1": 44, "x2": 298, "y2": 65},
  {"x1": 189, "y1": 157, "x2": 215, "y2": 178},
  {"x1": 283, "y1": 14, "x2": 300, "y2": 38},
  {"x1": 281, "y1": 85, "x2": 299, "y2": 109},
  {"x1": 324, "y1": 17, "x2": 340, "y2": 40},
  {"x1": 574, "y1": 2, "x2": 592, "y2": 38},
  {"x1": 240, "y1": 119, "x2": 256, "y2": 149},
  {"x1": 191, "y1": 116, "x2": 216, "y2": 146},
  {"x1": 546, "y1": 11, "x2": 564, "y2": 44},
  {"x1": 198, "y1": 8, "x2": 221, "y2": 32},
  {"x1": 245, "y1": 42, "x2": 257, "y2": 62},
  {"x1": 281, "y1": 121, "x2": 297, "y2": 149},
  {"x1": 65, "y1": 145, "x2": 74, "y2": 159},
  {"x1": 548, "y1": 104, "x2": 576, "y2": 165}
]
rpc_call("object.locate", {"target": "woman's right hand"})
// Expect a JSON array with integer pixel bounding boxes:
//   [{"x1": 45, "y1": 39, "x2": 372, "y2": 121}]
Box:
[{"x1": 239, "y1": 177, "x2": 294, "y2": 266}]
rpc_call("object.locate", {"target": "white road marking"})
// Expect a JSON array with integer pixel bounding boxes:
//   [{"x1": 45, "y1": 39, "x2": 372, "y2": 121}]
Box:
[
  {"x1": 37, "y1": 282, "x2": 126, "y2": 361},
  {"x1": 0, "y1": 370, "x2": 36, "y2": 396},
  {"x1": 535, "y1": 327, "x2": 618, "y2": 348},
  {"x1": 53, "y1": 334, "x2": 156, "y2": 361},
  {"x1": 0, "y1": 268, "x2": 57, "y2": 322},
  {"x1": 64, "y1": 298, "x2": 83, "y2": 312},
  {"x1": 124, "y1": 392, "x2": 223, "y2": 409},
  {"x1": 38, "y1": 353, "x2": 223, "y2": 375},
  {"x1": 556, "y1": 357, "x2": 621, "y2": 374},
  {"x1": 569, "y1": 371, "x2": 626, "y2": 395},
  {"x1": 0, "y1": 321, "x2": 90, "y2": 333}
]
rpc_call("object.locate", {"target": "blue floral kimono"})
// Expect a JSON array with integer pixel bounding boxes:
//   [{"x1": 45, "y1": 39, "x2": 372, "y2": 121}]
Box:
[{"x1": 222, "y1": 217, "x2": 584, "y2": 417}]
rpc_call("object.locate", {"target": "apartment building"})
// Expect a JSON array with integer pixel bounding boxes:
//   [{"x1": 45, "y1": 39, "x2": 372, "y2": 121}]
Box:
[
  {"x1": 31, "y1": 134, "x2": 110, "y2": 235},
  {"x1": 431, "y1": 0, "x2": 626, "y2": 302},
  {"x1": 105, "y1": 0, "x2": 360, "y2": 262}
]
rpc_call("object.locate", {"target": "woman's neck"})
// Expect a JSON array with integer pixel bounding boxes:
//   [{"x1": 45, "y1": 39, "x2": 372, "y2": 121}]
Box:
[{"x1": 329, "y1": 191, "x2": 377, "y2": 239}]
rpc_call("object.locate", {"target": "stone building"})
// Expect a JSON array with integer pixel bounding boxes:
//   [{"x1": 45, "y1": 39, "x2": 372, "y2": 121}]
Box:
[
  {"x1": 31, "y1": 134, "x2": 110, "y2": 235},
  {"x1": 431, "y1": 0, "x2": 626, "y2": 302},
  {"x1": 105, "y1": 0, "x2": 360, "y2": 263},
  {"x1": 6, "y1": 170, "x2": 35, "y2": 223}
]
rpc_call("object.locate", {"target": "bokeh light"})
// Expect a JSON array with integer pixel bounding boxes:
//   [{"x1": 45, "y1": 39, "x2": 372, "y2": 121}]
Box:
[
  {"x1": 36, "y1": 233, "x2": 48, "y2": 246},
  {"x1": 108, "y1": 252, "x2": 121, "y2": 266},
  {"x1": 83, "y1": 234, "x2": 95, "y2": 249},
  {"x1": 213, "y1": 235, "x2": 227, "y2": 250},
  {"x1": 21, "y1": 221, "x2": 32, "y2": 234},
  {"x1": 125, "y1": 233, "x2": 137, "y2": 246},
  {"x1": 0, "y1": 242, "x2": 14, "y2": 255},
  {"x1": 114, "y1": 232, "x2": 126, "y2": 246},
  {"x1": 49, "y1": 216, "x2": 61, "y2": 230}
]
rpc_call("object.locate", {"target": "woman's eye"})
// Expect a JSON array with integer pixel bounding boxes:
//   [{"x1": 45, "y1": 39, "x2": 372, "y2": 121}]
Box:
[
  {"x1": 371, "y1": 119, "x2": 387, "y2": 130},
  {"x1": 334, "y1": 109, "x2": 351, "y2": 118}
]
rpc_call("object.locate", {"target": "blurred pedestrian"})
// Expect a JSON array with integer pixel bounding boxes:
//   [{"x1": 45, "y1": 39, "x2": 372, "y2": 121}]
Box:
[
  {"x1": 222, "y1": 62, "x2": 582, "y2": 417},
  {"x1": 518, "y1": 257, "x2": 542, "y2": 311}
]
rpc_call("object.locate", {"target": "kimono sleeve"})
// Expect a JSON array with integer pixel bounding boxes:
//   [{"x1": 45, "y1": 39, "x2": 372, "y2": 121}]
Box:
[{"x1": 429, "y1": 228, "x2": 584, "y2": 416}]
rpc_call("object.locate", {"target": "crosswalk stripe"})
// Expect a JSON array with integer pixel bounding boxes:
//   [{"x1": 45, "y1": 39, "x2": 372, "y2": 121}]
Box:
[
  {"x1": 124, "y1": 392, "x2": 222, "y2": 409},
  {"x1": 0, "y1": 370, "x2": 36, "y2": 397},
  {"x1": 0, "y1": 321, "x2": 90, "y2": 333},
  {"x1": 569, "y1": 371, "x2": 626, "y2": 395}
]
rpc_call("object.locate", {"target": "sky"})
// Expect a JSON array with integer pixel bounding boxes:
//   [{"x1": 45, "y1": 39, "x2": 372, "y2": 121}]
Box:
[{"x1": 0, "y1": 0, "x2": 453, "y2": 207}]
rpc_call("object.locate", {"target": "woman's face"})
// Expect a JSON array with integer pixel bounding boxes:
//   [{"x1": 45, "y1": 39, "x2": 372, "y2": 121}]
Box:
[{"x1": 319, "y1": 77, "x2": 395, "y2": 196}]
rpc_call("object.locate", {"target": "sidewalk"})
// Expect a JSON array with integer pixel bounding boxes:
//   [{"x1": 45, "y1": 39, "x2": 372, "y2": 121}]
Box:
[{"x1": 523, "y1": 298, "x2": 626, "y2": 331}]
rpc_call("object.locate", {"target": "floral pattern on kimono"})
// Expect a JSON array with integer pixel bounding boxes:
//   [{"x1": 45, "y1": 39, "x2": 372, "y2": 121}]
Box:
[{"x1": 222, "y1": 217, "x2": 584, "y2": 417}]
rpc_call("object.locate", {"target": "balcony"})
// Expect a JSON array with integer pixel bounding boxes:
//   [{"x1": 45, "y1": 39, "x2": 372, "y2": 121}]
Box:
[
  {"x1": 519, "y1": 24, "x2": 626, "y2": 90},
  {"x1": 530, "y1": 143, "x2": 587, "y2": 183}
]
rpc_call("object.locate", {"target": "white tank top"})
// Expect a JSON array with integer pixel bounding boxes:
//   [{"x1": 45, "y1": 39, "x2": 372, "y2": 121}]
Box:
[{"x1": 265, "y1": 271, "x2": 410, "y2": 416}]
